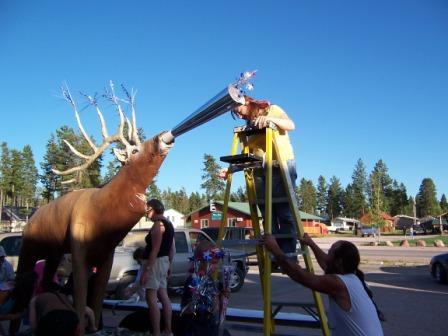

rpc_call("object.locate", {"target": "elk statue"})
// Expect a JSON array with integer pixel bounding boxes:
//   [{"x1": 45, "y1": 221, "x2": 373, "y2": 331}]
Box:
[{"x1": 15, "y1": 83, "x2": 174, "y2": 333}]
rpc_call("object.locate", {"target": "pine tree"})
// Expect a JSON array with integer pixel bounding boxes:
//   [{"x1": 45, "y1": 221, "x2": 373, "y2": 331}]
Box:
[
  {"x1": 21, "y1": 145, "x2": 39, "y2": 208},
  {"x1": 416, "y1": 178, "x2": 441, "y2": 217},
  {"x1": 351, "y1": 159, "x2": 369, "y2": 218},
  {"x1": 403, "y1": 196, "x2": 415, "y2": 217},
  {"x1": 40, "y1": 135, "x2": 61, "y2": 202},
  {"x1": 440, "y1": 194, "x2": 448, "y2": 214},
  {"x1": 368, "y1": 159, "x2": 392, "y2": 214},
  {"x1": 0, "y1": 142, "x2": 12, "y2": 205},
  {"x1": 189, "y1": 191, "x2": 205, "y2": 213},
  {"x1": 9, "y1": 149, "x2": 24, "y2": 207},
  {"x1": 388, "y1": 181, "x2": 409, "y2": 216},
  {"x1": 200, "y1": 154, "x2": 225, "y2": 201},
  {"x1": 316, "y1": 176, "x2": 327, "y2": 217},
  {"x1": 326, "y1": 176, "x2": 343, "y2": 220},
  {"x1": 297, "y1": 178, "x2": 316, "y2": 214},
  {"x1": 147, "y1": 182, "x2": 161, "y2": 201},
  {"x1": 342, "y1": 183, "x2": 356, "y2": 218},
  {"x1": 234, "y1": 186, "x2": 248, "y2": 202}
]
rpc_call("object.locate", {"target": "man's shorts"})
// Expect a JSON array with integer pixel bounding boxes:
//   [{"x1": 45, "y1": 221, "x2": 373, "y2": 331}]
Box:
[{"x1": 144, "y1": 256, "x2": 169, "y2": 290}]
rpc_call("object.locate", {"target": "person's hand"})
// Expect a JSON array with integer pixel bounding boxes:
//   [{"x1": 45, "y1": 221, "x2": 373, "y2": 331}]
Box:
[
  {"x1": 218, "y1": 168, "x2": 229, "y2": 180},
  {"x1": 298, "y1": 233, "x2": 314, "y2": 247},
  {"x1": 259, "y1": 234, "x2": 283, "y2": 256},
  {"x1": 167, "y1": 264, "x2": 172, "y2": 278},
  {"x1": 221, "y1": 288, "x2": 231, "y2": 299},
  {"x1": 253, "y1": 115, "x2": 271, "y2": 129}
]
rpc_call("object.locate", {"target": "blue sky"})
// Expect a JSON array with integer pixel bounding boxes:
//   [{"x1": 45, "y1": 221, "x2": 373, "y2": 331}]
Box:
[{"x1": 1, "y1": 1, "x2": 447, "y2": 200}]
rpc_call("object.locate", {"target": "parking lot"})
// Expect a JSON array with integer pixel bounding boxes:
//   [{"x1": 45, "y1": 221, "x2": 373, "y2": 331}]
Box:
[{"x1": 102, "y1": 235, "x2": 448, "y2": 335}]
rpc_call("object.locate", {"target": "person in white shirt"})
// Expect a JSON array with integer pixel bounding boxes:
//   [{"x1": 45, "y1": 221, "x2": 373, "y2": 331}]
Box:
[{"x1": 261, "y1": 233, "x2": 384, "y2": 336}]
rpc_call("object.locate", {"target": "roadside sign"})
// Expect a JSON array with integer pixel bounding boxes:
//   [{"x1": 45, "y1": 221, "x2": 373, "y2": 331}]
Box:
[{"x1": 211, "y1": 212, "x2": 222, "y2": 220}]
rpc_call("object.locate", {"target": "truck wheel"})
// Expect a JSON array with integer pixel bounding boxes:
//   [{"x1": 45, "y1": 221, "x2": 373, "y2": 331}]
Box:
[
  {"x1": 115, "y1": 274, "x2": 137, "y2": 300},
  {"x1": 229, "y1": 267, "x2": 245, "y2": 293}
]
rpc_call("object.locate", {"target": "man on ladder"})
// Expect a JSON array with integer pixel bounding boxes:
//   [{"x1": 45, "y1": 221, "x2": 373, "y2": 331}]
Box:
[{"x1": 219, "y1": 95, "x2": 330, "y2": 336}]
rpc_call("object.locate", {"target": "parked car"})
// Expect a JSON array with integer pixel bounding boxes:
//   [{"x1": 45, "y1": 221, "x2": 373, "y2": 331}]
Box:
[
  {"x1": 0, "y1": 232, "x2": 22, "y2": 270},
  {"x1": 202, "y1": 227, "x2": 257, "y2": 258},
  {"x1": 360, "y1": 226, "x2": 378, "y2": 237},
  {"x1": 429, "y1": 252, "x2": 448, "y2": 284},
  {"x1": 1, "y1": 229, "x2": 249, "y2": 298},
  {"x1": 59, "y1": 228, "x2": 249, "y2": 298},
  {"x1": 202, "y1": 227, "x2": 303, "y2": 264}
]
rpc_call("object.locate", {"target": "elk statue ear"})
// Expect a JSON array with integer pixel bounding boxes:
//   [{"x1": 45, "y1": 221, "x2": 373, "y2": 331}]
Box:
[{"x1": 113, "y1": 148, "x2": 128, "y2": 163}]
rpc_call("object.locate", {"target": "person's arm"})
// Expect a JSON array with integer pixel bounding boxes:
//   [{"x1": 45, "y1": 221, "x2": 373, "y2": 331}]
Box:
[
  {"x1": 168, "y1": 237, "x2": 176, "y2": 277},
  {"x1": 0, "y1": 311, "x2": 22, "y2": 321},
  {"x1": 261, "y1": 234, "x2": 344, "y2": 296},
  {"x1": 299, "y1": 233, "x2": 330, "y2": 272},
  {"x1": 6, "y1": 262, "x2": 15, "y2": 281},
  {"x1": 140, "y1": 222, "x2": 164, "y2": 286},
  {"x1": 28, "y1": 296, "x2": 37, "y2": 330},
  {"x1": 253, "y1": 106, "x2": 295, "y2": 131}
]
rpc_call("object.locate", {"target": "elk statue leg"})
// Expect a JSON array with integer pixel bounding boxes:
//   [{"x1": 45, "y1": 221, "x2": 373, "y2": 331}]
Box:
[
  {"x1": 88, "y1": 251, "x2": 114, "y2": 329},
  {"x1": 16, "y1": 238, "x2": 40, "y2": 275},
  {"x1": 71, "y1": 234, "x2": 89, "y2": 335}
]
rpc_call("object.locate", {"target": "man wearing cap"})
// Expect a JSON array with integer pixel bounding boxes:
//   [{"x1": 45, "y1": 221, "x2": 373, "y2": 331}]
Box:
[{"x1": 0, "y1": 246, "x2": 15, "y2": 290}]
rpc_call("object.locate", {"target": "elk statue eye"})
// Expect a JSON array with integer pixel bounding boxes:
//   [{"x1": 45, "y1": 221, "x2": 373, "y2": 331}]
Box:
[{"x1": 132, "y1": 149, "x2": 139, "y2": 154}]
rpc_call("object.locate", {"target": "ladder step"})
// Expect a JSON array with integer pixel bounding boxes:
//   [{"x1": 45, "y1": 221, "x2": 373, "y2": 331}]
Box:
[{"x1": 220, "y1": 153, "x2": 263, "y2": 164}]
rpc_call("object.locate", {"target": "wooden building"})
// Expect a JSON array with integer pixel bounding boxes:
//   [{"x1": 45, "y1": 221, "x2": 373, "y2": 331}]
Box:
[{"x1": 186, "y1": 201, "x2": 327, "y2": 234}]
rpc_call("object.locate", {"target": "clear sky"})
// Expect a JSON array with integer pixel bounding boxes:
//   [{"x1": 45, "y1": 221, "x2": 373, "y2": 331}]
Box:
[{"x1": 1, "y1": 1, "x2": 447, "y2": 199}]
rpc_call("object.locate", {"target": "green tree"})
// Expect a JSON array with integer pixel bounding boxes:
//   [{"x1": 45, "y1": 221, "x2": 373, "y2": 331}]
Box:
[
  {"x1": 368, "y1": 159, "x2": 392, "y2": 214},
  {"x1": 0, "y1": 142, "x2": 13, "y2": 205},
  {"x1": 147, "y1": 182, "x2": 161, "y2": 200},
  {"x1": 369, "y1": 168, "x2": 386, "y2": 231},
  {"x1": 9, "y1": 149, "x2": 24, "y2": 207},
  {"x1": 173, "y1": 188, "x2": 190, "y2": 214},
  {"x1": 326, "y1": 176, "x2": 343, "y2": 220},
  {"x1": 189, "y1": 191, "x2": 205, "y2": 213},
  {"x1": 342, "y1": 183, "x2": 357, "y2": 218},
  {"x1": 103, "y1": 160, "x2": 121, "y2": 183},
  {"x1": 416, "y1": 178, "x2": 441, "y2": 217},
  {"x1": 388, "y1": 181, "x2": 409, "y2": 216},
  {"x1": 440, "y1": 194, "x2": 448, "y2": 214},
  {"x1": 403, "y1": 196, "x2": 415, "y2": 217},
  {"x1": 350, "y1": 158, "x2": 369, "y2": 218},
  {"x1": 21, "y1": 145, "x2": 39, "y2": 207},
  {"x1": 49, "y1": 126, "x2": 103, "y2": 194},
  {"x1": 316, "y1": 176, "x2": 327, "y2": 217},
  {"x1": 40, "y1": 135, "x2": 61, "y2": 202},
  {"x1": 230, "y1": 186, "x2": 247, "y2": 202},
  {"x1": 200, "y1": 154, "x2": 225, "y2": 201},
  {"x1": 297, "y1": 178, "x2": 317, "y2": 214}
]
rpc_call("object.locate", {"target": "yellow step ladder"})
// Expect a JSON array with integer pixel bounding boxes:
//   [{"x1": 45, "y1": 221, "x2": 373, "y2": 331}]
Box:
[{"x1": 217, "y1": 123, "x2": 330, "y2": 336}]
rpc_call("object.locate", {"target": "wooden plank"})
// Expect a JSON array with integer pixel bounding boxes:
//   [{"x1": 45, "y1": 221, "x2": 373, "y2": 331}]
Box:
[{"x1": 103, "y1": 300, "x2": 320, "y2": 328}]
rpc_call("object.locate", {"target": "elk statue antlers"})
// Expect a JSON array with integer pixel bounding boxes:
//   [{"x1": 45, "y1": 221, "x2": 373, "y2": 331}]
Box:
[{"x1": 15, "y1": 82, "x2": 174, "y2": 334}]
